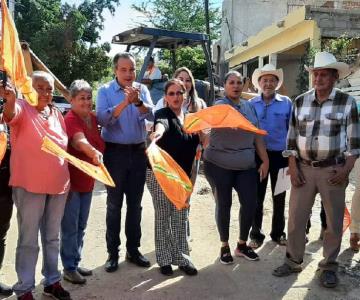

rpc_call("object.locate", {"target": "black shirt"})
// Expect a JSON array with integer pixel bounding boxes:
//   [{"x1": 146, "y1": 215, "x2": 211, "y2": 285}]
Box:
[{"x1": 155, "y1": 107, "x2": 199, "y2": 176}]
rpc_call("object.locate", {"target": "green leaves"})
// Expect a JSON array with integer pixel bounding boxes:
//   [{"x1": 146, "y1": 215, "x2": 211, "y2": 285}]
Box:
[{"x1": 14, "y1": 0, "x2": 120, "y2": 88}]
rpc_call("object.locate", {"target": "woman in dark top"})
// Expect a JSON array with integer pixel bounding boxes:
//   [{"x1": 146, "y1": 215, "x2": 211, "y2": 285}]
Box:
[
  {"x1": 204, "y1": 70, "x2": 269, "y2": 264},
  {"x1": 147, "y1": 79, "x2": 199, "y2": 276}
]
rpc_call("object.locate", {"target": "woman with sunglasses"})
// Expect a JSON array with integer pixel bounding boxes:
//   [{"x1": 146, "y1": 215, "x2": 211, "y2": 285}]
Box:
[{"x1": 147, "y1": 79, "x2": 200, "y2": 276}]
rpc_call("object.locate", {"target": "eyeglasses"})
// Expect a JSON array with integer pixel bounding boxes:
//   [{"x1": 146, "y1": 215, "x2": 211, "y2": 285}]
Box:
[{"x1": 167, "y1": 91, "x2": 185, "y2": 97}]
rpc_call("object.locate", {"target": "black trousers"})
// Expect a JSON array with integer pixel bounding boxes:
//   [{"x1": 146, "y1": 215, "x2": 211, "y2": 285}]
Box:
[
  {"x1": 204, "y1": 160, "x2": 258, "y2": 242},
  {"x1": 0, "y1": 149, "x2": 13, "y2": 268},
  {"x1": 250, "y1": 150, "x2": 288, "y2": 242},
  {"x1": 103, "y1": 144, "x2": 147, "y2": 258}
]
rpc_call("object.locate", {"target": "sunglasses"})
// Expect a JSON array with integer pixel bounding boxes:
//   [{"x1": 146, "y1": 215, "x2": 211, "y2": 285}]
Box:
[{"x1": 167, "y1": 91, "x2": 185, "y2": 97}]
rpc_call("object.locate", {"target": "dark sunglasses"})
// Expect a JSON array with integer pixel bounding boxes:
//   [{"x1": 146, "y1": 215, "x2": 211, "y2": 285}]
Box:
[{"x1": 167, "y1": 91, "x2": 185, "y2": 97}]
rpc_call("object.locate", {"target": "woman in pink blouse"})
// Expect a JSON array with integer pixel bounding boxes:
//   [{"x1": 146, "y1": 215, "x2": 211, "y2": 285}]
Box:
[{"x1": 1, "y1": 71, "x2": 71, "y2": 300}]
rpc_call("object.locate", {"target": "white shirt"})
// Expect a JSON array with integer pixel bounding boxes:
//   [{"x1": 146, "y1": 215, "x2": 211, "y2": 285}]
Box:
[{"x1": 143, "y1": 66, "x2": 162, "y2": 80}]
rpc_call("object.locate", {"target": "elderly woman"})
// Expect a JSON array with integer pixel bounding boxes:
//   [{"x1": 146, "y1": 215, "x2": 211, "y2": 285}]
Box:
[
  {"x1": 204, "y1": 70, "x2": 269, "y2": 264},
  {"x1": 147, "y1": 79, "x2": 200, "y2": 276},
  {"x1": 1, "y1": 71, "x2": 71, "y2": 300},
  {"x1": 60, "y1": 80, "x2": 104, "y2": 284},
  {"x1": 154, "y1": 67, "x2": 207, "y2": 113}
]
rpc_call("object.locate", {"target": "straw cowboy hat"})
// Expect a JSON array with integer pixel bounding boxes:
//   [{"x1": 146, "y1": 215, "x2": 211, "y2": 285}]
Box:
[
  {"x1": 251, "y1": 64, "x2": 283, "y2": 92},
  {"x1": 305, "y1": 51, "x2": 350, "y2": 79}
]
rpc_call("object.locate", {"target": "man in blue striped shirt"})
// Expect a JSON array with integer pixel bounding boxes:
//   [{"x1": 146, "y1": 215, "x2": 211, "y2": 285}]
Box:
[{"x1": 96, "y1": 52, "x2": 154, "y2": 272}]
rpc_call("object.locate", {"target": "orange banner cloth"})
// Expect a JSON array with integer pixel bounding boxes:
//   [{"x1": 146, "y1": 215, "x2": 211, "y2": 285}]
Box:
[
  {"x1": 343, "y1": 206, "x2": 351, "y2": 233},
  {"x1": 0, "y1": 131, "x2": 6, "y2": 165},
  {"x1": 184, "y1": 104, "x2": 267, "y2": 135},
  {"x1": 1, "y1": 0, "x2": 37, "y2": 105},
  {"x1": 147, "y1": 142, "x2": 192, "y2": 210},
  {"x1": 41, "y1": 136, "x2": 115, "y2": 187}
]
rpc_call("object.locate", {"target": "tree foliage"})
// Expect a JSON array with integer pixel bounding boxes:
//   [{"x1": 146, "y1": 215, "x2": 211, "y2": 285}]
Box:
[
  {"x1": 15, "y1": 0, "x2": 120, "y2": 88},
  {"x1": 132, "y1": 0, "x2": 221, "y2": 79}
]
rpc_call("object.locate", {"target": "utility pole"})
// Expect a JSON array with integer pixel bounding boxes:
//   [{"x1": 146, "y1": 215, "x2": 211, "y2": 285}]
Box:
[{"x1": 204, "y1": 0, "x2": 212, "y2": 61}]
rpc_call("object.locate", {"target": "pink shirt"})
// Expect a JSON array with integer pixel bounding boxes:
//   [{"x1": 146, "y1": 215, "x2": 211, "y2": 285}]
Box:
[{"x1": 7, "y1": 100, "x2": 70, "y2": 194}]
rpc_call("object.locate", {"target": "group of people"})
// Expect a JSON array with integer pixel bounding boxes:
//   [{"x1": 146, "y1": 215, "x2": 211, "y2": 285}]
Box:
[{"x1": 0, "y1": 49, "x2": 359, "y2": 300}]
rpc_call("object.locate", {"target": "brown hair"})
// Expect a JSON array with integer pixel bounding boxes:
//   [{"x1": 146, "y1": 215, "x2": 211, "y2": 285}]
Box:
[
  {"x1": 173, "y1": 67, "x2": 204, "y2": 112},
  {"x1": 164, "y1": 79, "x2": 186, "y2": 95}
]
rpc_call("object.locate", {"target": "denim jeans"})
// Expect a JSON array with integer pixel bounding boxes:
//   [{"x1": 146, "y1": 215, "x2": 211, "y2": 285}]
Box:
[
  {"x1": 60, "y1": 191, "x2": 92, "y2": 271},
  {"x1": 12, "y1": 187, "x2": 67, "y2": 296},
  {"x1": 104, "y1": 144, "x2": 147, "y2": 258}
]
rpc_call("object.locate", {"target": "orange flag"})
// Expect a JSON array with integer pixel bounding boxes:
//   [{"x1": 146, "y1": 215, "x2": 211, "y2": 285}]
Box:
[
  {"x1": 184, "y1": 104, "x2": 267, "y2": 135},
  {"x1": 343, "y1": 206, "x2": 351, "y2": 233},
  {"x1": 0, "y1": 131, "x2": 6, "y2": 165},
  {"x1": 147, "y1": 142, "x2": 192, "y2": 210},
  {"x1": 1, "y1": 0, "x2": 37, "y2": 105},
  {"x1": 41, "y1": 136, "x2": 115, "y2": 187}
]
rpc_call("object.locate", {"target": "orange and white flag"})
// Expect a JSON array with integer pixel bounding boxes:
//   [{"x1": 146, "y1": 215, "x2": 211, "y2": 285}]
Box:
[
  {"x1": 343, "y1": 206, "x2": 351, "y2": 233},
  {"x1": 41, "y1": 136, "x2": 115, "y2": 187},
  {"x1": 0, "y1": 130, "x2": 6, "y2": 165},
  {"x1": 184, "y1": 104, "x2": 267, "y2": 135},
  {"x1": 147, "y1": 142, "x2": 192, "y2": 210},
  {"x1": 1, "y1": 0, "x2": 37, "y2": 105}
]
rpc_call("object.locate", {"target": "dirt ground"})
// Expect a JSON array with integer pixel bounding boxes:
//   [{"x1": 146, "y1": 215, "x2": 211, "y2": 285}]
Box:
[{"x1": 1, "y1": 167, "x2": 360, "y2": 300}]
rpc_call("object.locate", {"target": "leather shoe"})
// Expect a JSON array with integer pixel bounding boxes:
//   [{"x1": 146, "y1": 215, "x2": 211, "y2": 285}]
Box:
[
  {"x1": 179, "y1": 262, "x2": 198, "y2": 276},
  {"x1": 105, "y1": 257, "x2": 118, "y2": 273},
  {"x1": 319, "y1": 270, "x2": 338, "y2": 288},
  {"x1": 160, "y1": 265, "x2": 173, "y2": 276},
  {"x1": 0, "y1": 282, "x2": 12, "y2": 296},
  {"x1": 77, "y1": 267, "x2": 93, "y2": 276},
  {"x1": 126, "y1": 250, "x2": 150, "y2": 267}
]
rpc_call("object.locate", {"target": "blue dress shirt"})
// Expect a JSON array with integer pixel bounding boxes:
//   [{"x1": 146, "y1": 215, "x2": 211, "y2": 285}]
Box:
[
  {"x1": 96, "y1": 79, "x2": 154, "y2": 144},
  {"x1": 249, "y1": 93, "x2": 292, "y2": 151}
]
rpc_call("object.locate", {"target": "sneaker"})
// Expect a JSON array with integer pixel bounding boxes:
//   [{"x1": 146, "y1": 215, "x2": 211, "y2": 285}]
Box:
[
  {"x1": 0, "y1": 282, "x2": 13, "y2": 296},
  {"x1": 234, "y1": 243, "x2": 259, "y2": 261},
  {"x1": 219, "y1": 245, "x2": 234, "y2": 265},
  {"x1": 63, "y1": 269, "x2": 86, "y2": 284},
  {"x1": 17, "y1": 291, "x2": 34, "y2": 300},
  {"x1": 43, "y1": 281, "x2": 72, "y2": 300}
]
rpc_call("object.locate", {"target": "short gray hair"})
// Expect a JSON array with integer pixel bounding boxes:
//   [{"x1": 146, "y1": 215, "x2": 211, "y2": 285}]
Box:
[
  {"x1": 224, "y1": 70, "x2": 243, "y2": 84},
  {"x1": 112, "y1": 52, "x2": 135, "y2": 69},
  {"x1": 69, "y1": 79, "x2": 92, "y2": 98},
  {"x1": 32, "y1": 71, "x2": 54, "y2": 89}
]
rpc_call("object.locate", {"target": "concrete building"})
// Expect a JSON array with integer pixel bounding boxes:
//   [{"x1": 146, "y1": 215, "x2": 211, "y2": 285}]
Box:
[{"x1": 215, "y1": 0, "x2": 360, "y2": 97}]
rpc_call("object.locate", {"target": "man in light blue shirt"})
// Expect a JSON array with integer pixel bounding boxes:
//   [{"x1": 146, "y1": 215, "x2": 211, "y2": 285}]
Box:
[
  {"x1": 248, "y1": 64, "x2": 292, "y2": 249},
  {"x1": 96, "y1": 52, "x2": 153, "y2": 272}
]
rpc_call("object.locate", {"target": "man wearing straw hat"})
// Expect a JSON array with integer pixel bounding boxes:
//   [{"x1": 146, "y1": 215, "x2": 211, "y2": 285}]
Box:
[
  {"x1": 249, "y1": 64, "x2": 292, "y2": 249},
  {"x1": 272, "y1": 52, "x2": 360, "y2": 288}
]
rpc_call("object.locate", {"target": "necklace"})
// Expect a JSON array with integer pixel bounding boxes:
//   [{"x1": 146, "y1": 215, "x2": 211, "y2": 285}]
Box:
[{"x1": 38, "y1": 106, "x2": 51, "y2": 120}]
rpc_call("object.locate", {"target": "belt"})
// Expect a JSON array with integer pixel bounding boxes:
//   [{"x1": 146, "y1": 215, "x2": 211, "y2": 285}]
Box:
[
  {"x1": 300, "y1": 157, "x2": 345, "y2": 168},
  {"x1": 105, "y1": 142, "x2": 146, "y2": 151}
]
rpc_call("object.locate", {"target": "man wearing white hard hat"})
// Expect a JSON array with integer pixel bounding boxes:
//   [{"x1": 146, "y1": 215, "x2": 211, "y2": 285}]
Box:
[
  {"x1": 248, "y1": 64, "x2": 292, "y2": 249},
  {"x1": 273, "y1": 51, "x2": 360, "y2": 288}
]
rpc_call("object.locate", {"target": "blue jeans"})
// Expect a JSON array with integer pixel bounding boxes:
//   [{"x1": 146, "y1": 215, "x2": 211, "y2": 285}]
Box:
[
  {"x1": 104, "y1": 143, "x2": 147, "y2": 258},
  {"x1": 60, "y1": 191, "x2": 92, "y2": 271},
  {"x1": 12, "y1": 187, "x2": 67, "y2": 296}
]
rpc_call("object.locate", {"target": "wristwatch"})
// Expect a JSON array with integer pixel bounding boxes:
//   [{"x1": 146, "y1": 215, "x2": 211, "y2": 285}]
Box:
[{"x1": 135, "y1": 100, "x2": 143, "y2": 107}]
